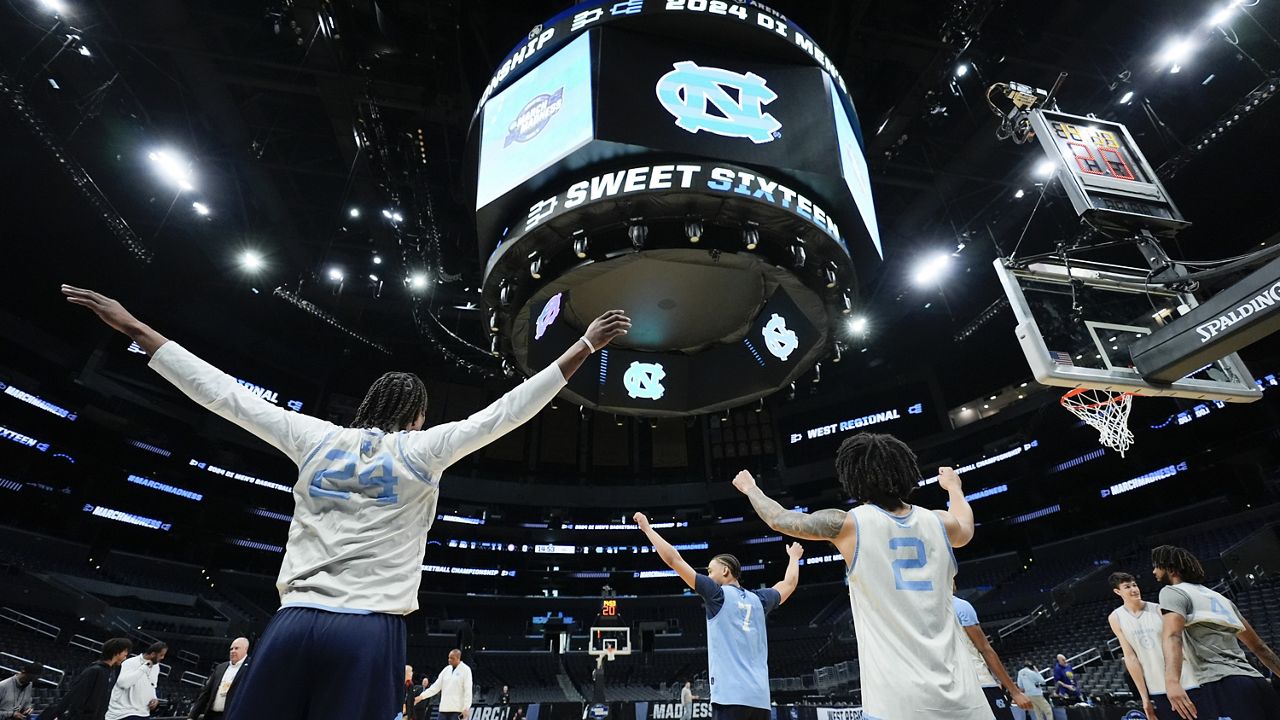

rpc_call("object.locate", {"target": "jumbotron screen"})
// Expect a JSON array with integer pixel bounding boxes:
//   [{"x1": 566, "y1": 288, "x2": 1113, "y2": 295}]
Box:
[{"x1": 476, "y1": 33, "x2": 595, "y2": 209}]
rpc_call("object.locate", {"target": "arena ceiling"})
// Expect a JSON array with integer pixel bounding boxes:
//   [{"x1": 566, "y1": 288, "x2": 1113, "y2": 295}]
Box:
[{"x1": 2, "y1": 0, "x2": 1279, "y2": 407}]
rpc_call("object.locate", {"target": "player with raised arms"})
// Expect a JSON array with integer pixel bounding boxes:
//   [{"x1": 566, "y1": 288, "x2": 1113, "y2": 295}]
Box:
[
  {"x1": 732, "y1": 432, "x2": 993, "y2": 719},
  {"x1": 61, "y1": 284, "x2": 630, "y2": 720},
  {"x1": 633, "y1": 512, "x2": 802, "y2": 720}
]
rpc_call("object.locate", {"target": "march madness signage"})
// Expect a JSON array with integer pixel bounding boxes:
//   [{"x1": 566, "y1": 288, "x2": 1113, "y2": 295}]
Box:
[
  {"x1": 470, "y1": 705, "x2": 533, "y2": 720},
  {"x1": 636, "y1": 702, "x2": 712, "y2": 720}
]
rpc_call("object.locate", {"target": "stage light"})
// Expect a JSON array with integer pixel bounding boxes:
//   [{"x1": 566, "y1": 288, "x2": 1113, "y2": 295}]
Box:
[
  {"x1": 572, "y1": 230, "x2": 588, "y2": 258},
  {"x1": 490, "y1": 335, "x2": 500, "y2": 356},
  {"x1": 628, "y1": 221, "x2": 648, "y2": 250},
  {"x1": 328, "y1": 267, "x2": 344, "y2": 282},
  {"x1": 831, "y1": 342, "x2": 843, "y2": 363},
  {"x1": 1158, "y1": 37, "x2": 1195, "y2": 70},
  {"x1": 954, "y1": 63, "x2": 969, "y2": 78},
  {"x1": 824, "y1": 261, "x2": 838, "y2": 289},
  {"x1": 192, "y1": 201, "x2": 210, "y2": 216},
  {"x1": 369, "y1": 274, "x2": 379, "y2": 282},
  {"x1": 1208, "y1": 3, "x2": 1239, "y2": 26},
  {"x1": 372, "y1": 255, "x2": 382, "y2": 265},
  {"x1": 849, "y1": 316, "x2": 868, "y2": 335},
  {"x1": 1032, "y1": 159, "x2": 1056, "y2": 179},
  {"x1": 381, "y1": 209, "x2": 392, "y2": 219},
  {"x1": 38, "y1": 0, "x2": 67, "y2": 14},
  {"x1": 1119, "y1": 90, "x2": 1135, "y2": 104},
  {"x1": 349, "y1": 207, "x2": 360, "y2": 218},
  {"x1": 685, "y1": 220, "x2": 703, "y2": 244},
  {"x1": 791, "y1": 242, "x2": 806, "y2": 269},
  {"x1": 392, "y1": 212, "x2": 403, "y2": 223},
  {"x1": 499, "y1": 281, "x2": 512, "y2": 307},
  {"x1": 77, "y1": 44, "x2": 91, "y2": 57},
  {"x1": 147, "y1": 149, "x2": 195, "y2": 191},
  {"x1": 529, "y1": 253, "x2": 542, "y2": 280},
  {"x1": 840, "y1": 293, "x2": 853, "y2": 315},
  {"x1": 1014, "y1": 188, "x2": 1025, "y2": 199},
  {"x1": 912, "y1": 252, "x2": 952, "y2": 286},
  {"x1": 488, "y1": 311, "x2": 500, "y2": 332},
  {"x1": 410, "y1": 274, "x2": 428, "y2": 290},
  {"x1": 742, "y1": 226, "x2": 759, "y2": 251},
  {"x1": 240, "y1": 251, "x2": 263, "y2": 272}
]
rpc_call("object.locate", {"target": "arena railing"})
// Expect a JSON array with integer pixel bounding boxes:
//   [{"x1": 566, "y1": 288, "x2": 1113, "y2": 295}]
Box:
[
  {"x1": 69, "y1": 633, "x2": 102, "y2": 654},
  {"x1": 0, "y1": 606, "x2": 60, "y2": 639},
  {"x1": 179, "y1": 670, "x2": 208, "y2": 688},
  {"x1": 0, "y1": 651, "x2": 65, "y2": 686},
  {"x1": 1038, "y1": 647, "x2": 1102, "y2": 682},
  {"x1": 996, "y1": 603, "x2": 1048, "y2": 640}
]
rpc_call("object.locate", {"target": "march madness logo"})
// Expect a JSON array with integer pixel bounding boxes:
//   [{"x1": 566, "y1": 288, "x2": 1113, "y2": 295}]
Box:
[
  {"x1": 649, "y1": 703, "x2": 711, "y2": 720},
  {"x1": 506, "y1": 87, "x2": 564, "y2": 146},
  {"x1": 655, "y1": 61, "x2": 781, "y2": 144}
]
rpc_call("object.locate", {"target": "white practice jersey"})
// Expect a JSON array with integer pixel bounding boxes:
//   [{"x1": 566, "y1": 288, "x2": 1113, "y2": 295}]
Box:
[
  {"x1": 1111, "y1": 602, "x2": 1198, "y2": 695},
  {"x1": 150, "y1": 342, "x2": 565, "y2": 615},
  {"x1": 847, "y1": 504, "x2": 992, "y2": 720}
]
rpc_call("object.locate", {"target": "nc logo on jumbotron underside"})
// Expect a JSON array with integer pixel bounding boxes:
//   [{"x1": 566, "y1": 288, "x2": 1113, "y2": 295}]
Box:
[{"x1": 655, "y1": 61, "x2": 781, "y2": 144}]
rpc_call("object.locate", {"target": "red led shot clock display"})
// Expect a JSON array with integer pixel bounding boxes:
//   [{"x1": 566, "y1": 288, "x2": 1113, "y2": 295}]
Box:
[
  {"x1": 1048, "y1": 120, "x2": 1150, "y2": 184},
  {"x1": 601, "y1": 599, "x2": 618, "y2": 617}
]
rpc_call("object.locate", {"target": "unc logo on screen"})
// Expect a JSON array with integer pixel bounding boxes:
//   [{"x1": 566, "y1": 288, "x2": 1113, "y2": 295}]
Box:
[
  {"x1": 1123, "y1": 712, "x2": 1147, "y2": 720},
  {"x1": 656, "y1": 61, "x2": 781, "y2": 144},
  {"x1": 762, "y1": 314, "x2": 798, "y2": 361},
  {"x1": 623, "y1": 362, "x2": 666, "y2": 400},
  {"x1": 534, "y1": 292, "x2": 562, "y2": 340},
  {"x1": 505, "y1": 87, "x2": 565, "y2": 146}
]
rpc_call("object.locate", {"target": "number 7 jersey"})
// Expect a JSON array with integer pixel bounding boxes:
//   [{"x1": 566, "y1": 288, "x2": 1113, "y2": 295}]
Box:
[{"x1": 846, "y1": 504, "x2": 992, "y2": 719}]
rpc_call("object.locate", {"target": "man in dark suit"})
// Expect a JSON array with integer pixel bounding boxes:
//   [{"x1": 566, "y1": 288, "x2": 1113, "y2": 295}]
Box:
[
  {"x1": 41, "y1": 638, "x2": 132, "y2": 720},
  {"x1": 188, "y1": 638, "x2": 249, "y2": 720}
]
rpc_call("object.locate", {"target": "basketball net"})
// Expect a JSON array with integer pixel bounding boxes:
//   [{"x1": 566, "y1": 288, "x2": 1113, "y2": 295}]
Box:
[
  {"x1": 1060, "y1": 387, "x2": 1135, "y2": 457},
  {"x1": 605, "y1": 647, "x2": 617, "y2": 662}
]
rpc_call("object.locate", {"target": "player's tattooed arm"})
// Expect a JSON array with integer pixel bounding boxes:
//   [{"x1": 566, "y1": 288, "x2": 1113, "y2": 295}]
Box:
[
  {"x1": 1240, "y1": 618, "x2": 1280, "y2": 676},
  {"x1": 732, "y1": 470, "x2": 845, "y2": 540}
]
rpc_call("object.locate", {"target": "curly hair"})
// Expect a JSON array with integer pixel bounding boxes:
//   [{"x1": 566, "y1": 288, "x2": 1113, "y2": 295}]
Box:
[
  {"x1": 352, "y1": 372, "x2": 428, "y2": 432},
  {"x1": 1151, "y1": 545, "x2": 1206, "y2": 584},
  {"x1": 835, "y1": 432, "x2": 919, "y2": 510}
]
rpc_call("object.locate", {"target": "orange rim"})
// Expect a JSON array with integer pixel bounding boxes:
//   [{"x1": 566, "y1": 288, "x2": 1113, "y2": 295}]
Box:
[{"x1": 1059, "y1": 386, "x2": 1135, "y2": 409}]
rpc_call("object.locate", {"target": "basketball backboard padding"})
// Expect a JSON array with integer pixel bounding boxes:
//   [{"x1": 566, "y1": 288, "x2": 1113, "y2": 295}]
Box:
[
  {"x1": 1130, "y1": 254, "x2": 1280, "y2": 384},
  {"x1": 995, "y1": 258, "x2": 1262, "y2": 402}
]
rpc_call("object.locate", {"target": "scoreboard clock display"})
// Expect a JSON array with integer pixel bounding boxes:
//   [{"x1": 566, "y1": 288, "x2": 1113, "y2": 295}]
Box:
[
  {"x1": 601, "y1": 599, "x2": 618, "y2": 618},
  {"x1": 1029, "y1": 109, "x2": 1189, "y2": 235}
]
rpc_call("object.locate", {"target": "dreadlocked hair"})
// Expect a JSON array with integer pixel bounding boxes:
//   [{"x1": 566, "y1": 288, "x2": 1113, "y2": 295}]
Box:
[
  {"x1": 1151, "y1": 545, "x2": 1206, "y2": 584},
  {"x1": 835, "y1": 432, "x2": 919, "y2": 510},
  {"x1": 352, "y1": 372, "x2": 428, "y2": 431}
]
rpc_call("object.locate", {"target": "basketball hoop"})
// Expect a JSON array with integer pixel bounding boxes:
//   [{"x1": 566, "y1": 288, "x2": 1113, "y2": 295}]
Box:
[{"x1": 1060, "y1": 387, "x2": 1136, "y2": 457}]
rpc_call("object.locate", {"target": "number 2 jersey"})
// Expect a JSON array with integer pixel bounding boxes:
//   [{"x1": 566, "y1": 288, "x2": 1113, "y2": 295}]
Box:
[
  {"x1": 846, "y1": 504, "x2": 992, "y2": 720},
  {"x1": 149, "y1": 342, "x2": 566, "y2": 615}
]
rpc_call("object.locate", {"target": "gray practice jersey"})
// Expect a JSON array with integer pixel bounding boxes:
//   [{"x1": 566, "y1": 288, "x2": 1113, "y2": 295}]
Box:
[
  {"x1": 150, "y1": 342, "x2": 565, "y2": 614},
  {"x1": 1158, "y1": 582, "x2": 1260, "y2": 685}
]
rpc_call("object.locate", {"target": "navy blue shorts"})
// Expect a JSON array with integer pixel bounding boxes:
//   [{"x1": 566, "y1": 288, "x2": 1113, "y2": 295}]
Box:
[
  {"x1": 982, "y1": 686, "x2": 1014, "y2": 720},
  {"x1": 226, "y1": 606, "x2": 406, "y2": 720},
  {"x1": 1194, "y1": 675, "x2": 1280, "y2": 720}
]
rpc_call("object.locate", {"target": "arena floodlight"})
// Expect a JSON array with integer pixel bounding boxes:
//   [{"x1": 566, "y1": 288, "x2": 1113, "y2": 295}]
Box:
[
  {"x1": 1032, "y1": 159, "x2": 1056, "y2": 179},
  {"x1": 38, "y1": 0, "x2": 67, "y2": 15},
  {"x1": 628, "y1": 220, "x2": 648, "y2": 251},
  {"x1": 410, "y1": 273, "x2": 428, "y2": 290},
  {"x1": 824, "y1": 261, "x2": 839, "y2": 289},
  {"x1": 240, "y1": 250, "x2": 263, "y2": 272},
  {"x1": 372, "y1": 255, "x2": 382, "y2": 265},
  {"x1": 955, "y1": 63, "x2": 969, "y2": 78},
  {"x1": 573, "y1": 230, "x2": 589, "y2": 258},
  {"x1": 742, "y1": 225, "x2": 759, "y2": 251},
  {"x1": 147, "y1": 149, "x2": 195, "y2": 192},
  {"x1": 488, "y1": 310, "x2": 500, "y2": 332},
  {"x1": 327, "y1": 267, "x2": 344, "y2": 282},
  {"x1": 349, "y1": 207, "x2": 360, "y2": 218},
  {"x1": 840, "y1": 293, "x2": 853, "y2": 315},
  {"x1": 849, "y1": 315, "x2": 868, "y2": 335},
  {"x1": 192, "y1": 201, "x2": 210, "y2": 216},
  {"x1": 529, "y1": 253, "x2": 542, "y2": 280},
  {"x1": 1157, "y1": 37, "x2": 1196, "y2": 71},
  {"x1": 912, "y1": 252, "x2": 952, "y2": 286},
  {"x1": 1118, "y1": 90, "x2": 1135, "y2": 105}
]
